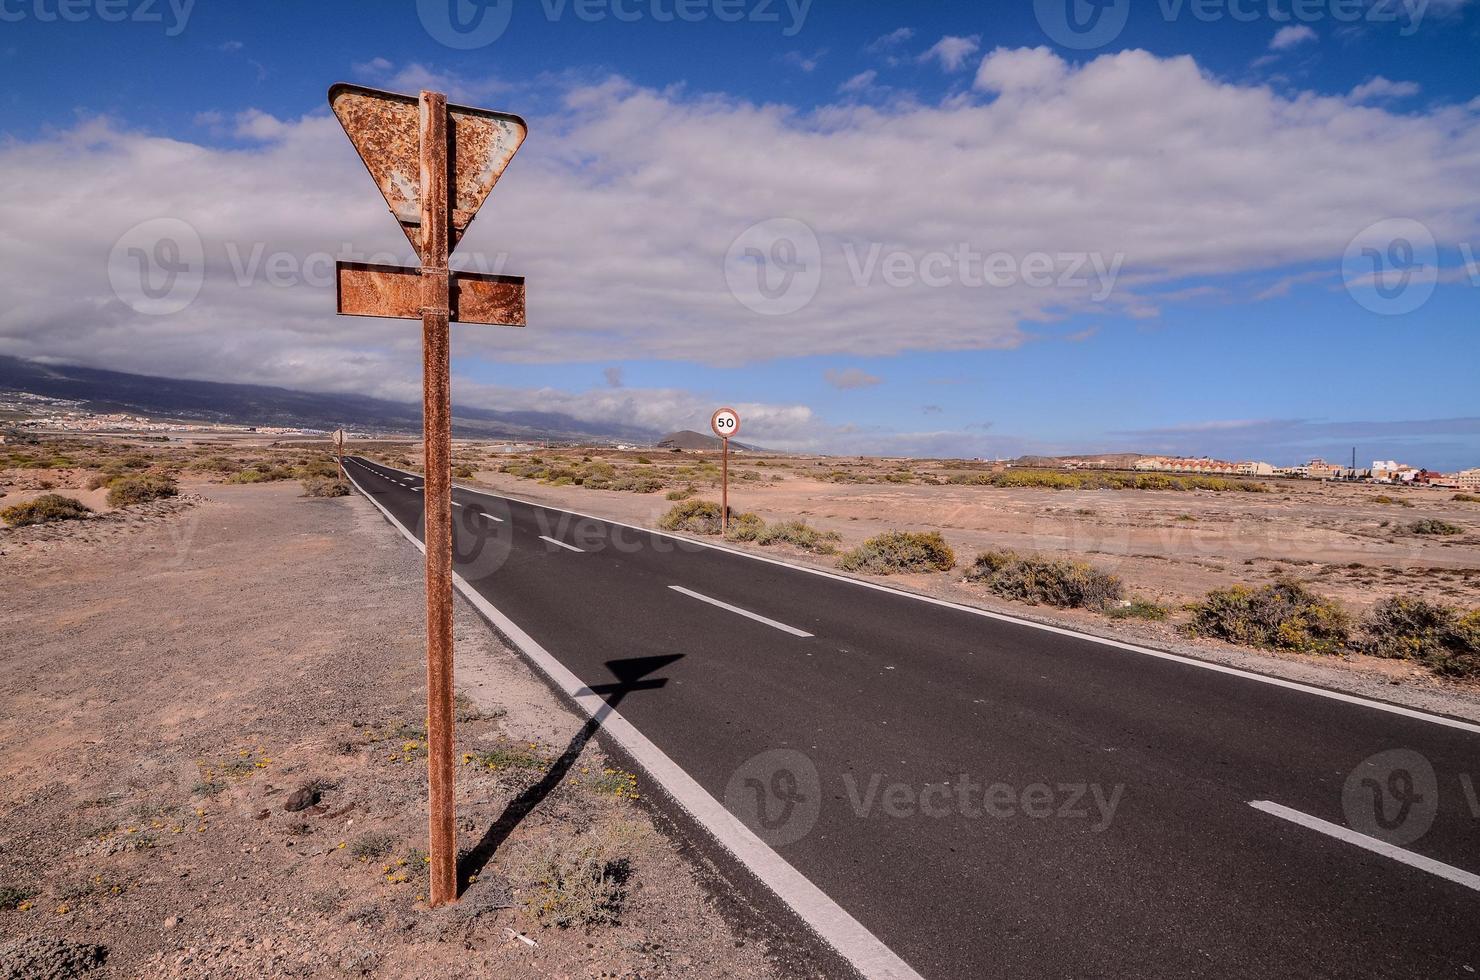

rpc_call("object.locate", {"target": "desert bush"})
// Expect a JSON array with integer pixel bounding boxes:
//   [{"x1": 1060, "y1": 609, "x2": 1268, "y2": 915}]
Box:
[
  {"x1": 0, "y1": 883, "x2": 36, "y2": 910},
  {"x1": 1408, "y1": 519, "x2": 1463, "y2": 536},
  {"x1": 754, "y1": 520, "x2": 842, "y2": 554},
  {"x1": 1, "y1": 494, "x2": 93, "y2": 527},
  {"x1": 1453, "y1": 493, "x2": 1480, "y2": 503},
  {"x1": 1360, "y1": 597, "x2": 1480, "y2": 678},
  {"x1": 526, "y1": 827, "x2": 634, "y2": 928},
  {"x1": 453, "y1": 464, "x2": 476, "y2": 479},
  {"x1": 301, "y1": 476, "x2": 350, "y2": 498},
  {"x1": 348, "y1": 832, "x2": 398, "y2": 861},
  {"x1": 722, "y1": 511, "x2": 766, "y2": 542},
  {"x1": 658, "y1": 499, "x2": 723, "y2": 535},
  {"x1": 106, "y1": 474, "x2": 178, "y2": 507},
  {"x1": 839, "y1": 531, "x2": 955, "y2": 575},
  {"x1": 1108, "y1": 598, "x2": 1169, "y2": 621},
  {"x1": 608, "y1": 474, "x2": 663, "y2": 493},
  {"x1": 1185, "y1": 580, "x2": 1350, "y2": 654},
  {"x1": 665, "y1": 487, "x2": 695, "y2": 501},
  {"x1": 966, "y1": 550, "x2": 1125, "y2": 610}
]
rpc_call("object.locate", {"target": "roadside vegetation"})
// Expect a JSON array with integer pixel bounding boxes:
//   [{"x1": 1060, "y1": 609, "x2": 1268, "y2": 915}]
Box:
[
  {"x1": 0, "y1": 493, "x2": 92, "y2": 527},
  {"x1": 300, "y1": 476, "x2": 350, "y2": 498},
  {"x1": 838, "y1": 531, "x2": 955, "y2": 575},
  {"x1": 945, "y1": 469, "x2": 1269, "y2": 493},
  {"x1": 965, "y1": 550, "x2": 1124, "y2": 610},
  {"x1": 1184, "y1": 581, "x2": 1351, "y2": 655},
  {"x1": 1359, "y1": 597, "x2": 1480, "y2": 678}
]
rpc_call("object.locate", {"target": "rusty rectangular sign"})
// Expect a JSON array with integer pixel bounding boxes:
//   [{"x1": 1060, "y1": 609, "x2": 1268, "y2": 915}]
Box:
[{"x1": 336, "y1": 262, "x2": 526, "y2": 326}]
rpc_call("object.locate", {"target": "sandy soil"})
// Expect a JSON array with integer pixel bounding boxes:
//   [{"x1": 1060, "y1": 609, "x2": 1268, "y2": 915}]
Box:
[{"x1": 0, "y1": 481, "x2": 788, "y2": 979}]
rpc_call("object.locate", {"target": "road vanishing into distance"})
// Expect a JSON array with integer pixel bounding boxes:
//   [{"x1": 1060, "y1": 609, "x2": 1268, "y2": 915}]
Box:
[{"x1": 344, "y1": 456, "x2": 1480, "y2": 980}]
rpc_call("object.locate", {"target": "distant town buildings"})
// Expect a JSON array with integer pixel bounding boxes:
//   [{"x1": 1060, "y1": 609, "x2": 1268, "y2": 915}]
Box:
[{"x1": 1134, "y1": 456, "x2": 1275, "y2": 477}]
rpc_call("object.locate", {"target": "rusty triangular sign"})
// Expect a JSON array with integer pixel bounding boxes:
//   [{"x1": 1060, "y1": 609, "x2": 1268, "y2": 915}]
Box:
[{"x1": 328, "y1": 83, "x2": 527, "y2": 258}]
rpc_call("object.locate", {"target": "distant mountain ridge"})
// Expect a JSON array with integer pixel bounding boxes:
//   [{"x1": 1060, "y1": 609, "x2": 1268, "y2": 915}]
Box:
[{"x1": 0, "y1": 355, "x2": 657, "y2": 444}]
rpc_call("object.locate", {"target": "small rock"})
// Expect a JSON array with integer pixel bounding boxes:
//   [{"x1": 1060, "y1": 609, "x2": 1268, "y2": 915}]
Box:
[
  {"x1": 284, "y1": 784, "x2": 321, "y2": 812},
  {"x1": 164, "y1": 916, "x2": 180, "y2": 930}
]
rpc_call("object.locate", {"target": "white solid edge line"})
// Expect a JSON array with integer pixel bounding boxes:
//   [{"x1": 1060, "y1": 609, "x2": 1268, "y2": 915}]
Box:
[
  {"x1": 539, "y1": 534, "x2": 585, "y2": 553},
  {"x1": 346, "y1": 460, "x2": 1480, "y2": 738},
  {"x1": 670, "y1": 585, "x2": 814, "y2": 638},
  {"x1": 342, "y1": 465, "x2": 923, "y2": 980},
  {"x1": 1249, "y1": 801, "x2": 1480, "y2": 893}
]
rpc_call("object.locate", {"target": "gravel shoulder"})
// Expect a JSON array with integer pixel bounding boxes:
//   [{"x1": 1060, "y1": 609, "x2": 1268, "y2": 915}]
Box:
[{"x1": 0, "y1": 481, "x2": 790, "y2": 979}]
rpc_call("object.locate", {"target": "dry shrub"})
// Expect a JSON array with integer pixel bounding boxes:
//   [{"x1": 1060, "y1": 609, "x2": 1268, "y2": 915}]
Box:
[
  {"x1": 1186, "y1": 580, "x2": 1350, "y2": 654},
  {"x1": 1361, "y1": 597, "x2": 1480, "y2": 678},
  {"x1": 525, "y1": 824, "x2": 638, "y2": 929},
  {"x1": 1408, "y1": 519, "x2": 1463, "y2": 536},
  {"x1": 723, "y1": 511, "x2": 766, "y2": 541},
  {"x1": 1, "y1": 494, "x2": 93, "y2": 527},
  {"x1": 966, "y1": 550, "x2": 1125, "y2": 610},
  {"x1": 105, "y1": 474, "x2": 178, "y2": 507},
  {"x1": 839, "y1": 531, "x2": 955, "y2": 575},
  {"x1": 754, "y1": 520, "x2": 842, "y2": 554},
  {"x1": 300, "y1": 476, "x2": 350, "y2": 498},
  {"x1": 658, "y1": 499, "x2": 723, "y2": 535}
]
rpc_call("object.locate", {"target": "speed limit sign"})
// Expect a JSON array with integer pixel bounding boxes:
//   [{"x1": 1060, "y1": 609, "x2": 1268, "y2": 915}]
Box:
[{"x1": 711, "y1": 407, "x2": 740, "y2": 439}]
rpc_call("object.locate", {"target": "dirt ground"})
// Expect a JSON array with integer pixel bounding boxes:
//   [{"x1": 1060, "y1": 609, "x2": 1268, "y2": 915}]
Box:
[{"x1": 0, "y1": 481, "x2": 788, "y2": 979}]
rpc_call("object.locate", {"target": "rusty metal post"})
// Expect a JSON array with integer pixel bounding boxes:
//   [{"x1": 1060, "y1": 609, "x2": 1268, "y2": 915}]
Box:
[
  {"x1": 721, "y1": 436, "x2": 729, "y2": 534},
  {"x1": 419, "y1": 90, "x2": 457, "y2": 908}
]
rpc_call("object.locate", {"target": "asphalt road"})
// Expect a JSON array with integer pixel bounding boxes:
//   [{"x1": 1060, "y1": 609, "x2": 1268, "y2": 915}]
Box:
[{"x1": 345, "y1": 456, "x2": 1480, "y2": 980}]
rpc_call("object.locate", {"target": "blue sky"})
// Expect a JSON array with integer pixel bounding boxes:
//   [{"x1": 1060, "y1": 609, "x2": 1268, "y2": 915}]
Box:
[{"x1": 1, "y1": 0, "x2": 1478, "y2": 466}]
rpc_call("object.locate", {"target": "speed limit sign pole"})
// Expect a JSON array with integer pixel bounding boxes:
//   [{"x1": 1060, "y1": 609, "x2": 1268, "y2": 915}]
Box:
[{"x1": 711, "y1": 408, "x2": 740, "y2": 533}]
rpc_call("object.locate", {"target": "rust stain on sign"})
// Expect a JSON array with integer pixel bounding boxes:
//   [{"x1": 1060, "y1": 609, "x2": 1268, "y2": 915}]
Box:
[{"x1": 329, "y1": 83, "x2": 527, "y2": 258}]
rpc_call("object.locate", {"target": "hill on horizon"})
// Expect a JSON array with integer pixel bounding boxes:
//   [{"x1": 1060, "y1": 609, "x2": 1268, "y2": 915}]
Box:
[
  {"x1": 656, "y1": 429, "x2": 760, "y2": 452},
  {"x1": 0, "y1": 355, "x2": 657, "y2": 444}
]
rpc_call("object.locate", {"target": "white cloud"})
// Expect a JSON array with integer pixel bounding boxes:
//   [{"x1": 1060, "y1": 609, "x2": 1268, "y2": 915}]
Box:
[
  {"x1": 919, "y1": 35, "x2": 981, "y2": 72},
  {"x1": 2, "y1": 49, "x2": 1479, "y2": 444},
  {"x1": 782, "y1": 49, "x2": 826, "y2": 73},
  {"x1": 974, "y1": 46, "x2": 1068, "y2": 93},
  {"x1": 603, "y1": 366, "x2": 624, "y2": 388},
  {"x1": 1269, "y1": 25, "x2": 1317, "y2": 50},
  {"x1": 838, "y1": 70, "x2": 878, "y2": 94},
  {"x1": 1348, "y1": 76, "x2": 1421, "y2": 103},
  {"x1": 867, "y1": 27, "x2": 914, "y2": 51}
]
